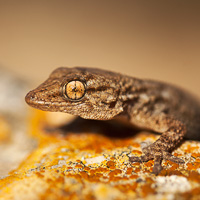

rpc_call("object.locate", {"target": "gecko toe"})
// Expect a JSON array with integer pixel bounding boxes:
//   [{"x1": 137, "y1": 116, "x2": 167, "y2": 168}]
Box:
[
  {"x1": 129, "y1": 153, "x2": 163, "y2": 175},
  {"x1": 129, "y1": 156, "x2": 142, "y2": 162},
  {"x1": 129, "y1": 155, "x2": 152, "y2": 163},
  {"x1": 163, "y1": 152, "x2": 185, "y2": 164},
  {"x1": 152, "y1": 163, "x2": 162, "y2": 175},
  {"x1": 129, "y1": 141, "x2": 185, "y2": 175},
  {"x1": 152, "y1": 153, "x2": 163, "y2": 175}
]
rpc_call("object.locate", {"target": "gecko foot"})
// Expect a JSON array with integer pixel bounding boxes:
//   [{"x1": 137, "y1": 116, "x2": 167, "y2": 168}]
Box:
[{"x1": 129, "y1": 144, "x2": 184, "y2": 175}]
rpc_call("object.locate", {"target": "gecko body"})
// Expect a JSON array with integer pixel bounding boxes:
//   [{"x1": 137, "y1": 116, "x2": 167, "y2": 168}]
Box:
[{"x1": 25, "y1": 67, "x2": 200, "y2": 174}]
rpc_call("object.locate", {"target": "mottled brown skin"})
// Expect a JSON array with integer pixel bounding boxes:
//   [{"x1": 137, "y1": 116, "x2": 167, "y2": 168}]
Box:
[{"x1": 25, "y1": 67, "x2": 200, "y2": 175}]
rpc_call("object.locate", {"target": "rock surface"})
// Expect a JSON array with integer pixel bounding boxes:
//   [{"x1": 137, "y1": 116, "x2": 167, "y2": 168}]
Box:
[{"x1": 0, "y1": 109, "x2": 200, "y2": 200}]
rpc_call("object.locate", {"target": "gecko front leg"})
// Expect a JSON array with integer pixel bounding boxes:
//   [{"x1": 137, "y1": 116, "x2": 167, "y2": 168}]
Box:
[{"x1": 129, "y1": 116, "x2": 186, "y2": 175}]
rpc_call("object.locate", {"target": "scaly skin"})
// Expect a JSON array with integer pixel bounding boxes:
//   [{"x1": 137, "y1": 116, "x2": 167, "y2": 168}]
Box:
[{"x1": 25, "y1": 67, "x2": 200, "y2": 175}]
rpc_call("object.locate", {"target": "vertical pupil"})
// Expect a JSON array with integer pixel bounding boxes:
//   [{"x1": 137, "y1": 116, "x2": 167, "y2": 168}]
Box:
[
  {"x1": 72, "y1": 85, "x2": 77, "y2": 92},
  {"x1": 74, "y1": 82, "x2": 77, "y2": 99}
]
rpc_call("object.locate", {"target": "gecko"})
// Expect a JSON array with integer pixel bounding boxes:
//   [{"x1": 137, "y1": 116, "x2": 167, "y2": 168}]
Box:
[{"x1": 25, "y1": 67, "x2": 200, "y2": 174}]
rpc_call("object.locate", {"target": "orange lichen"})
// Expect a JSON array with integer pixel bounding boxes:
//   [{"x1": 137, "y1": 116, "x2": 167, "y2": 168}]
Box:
[
  {"x1": 185, "y1": 145, "x2": 199, "y2": 153},
  {"x1": 191, "y1": 153, "x2": 200, "y2": 158},
  {"x1": 96, "y1": 167, "x2": 109, "y2": 173},
  {"x1": 109, "y1": 169, "x2": 122, "y2": 177},
  {"x1": 165, "y1": 160, "x2": 180, "y2": 171},
  {"x1": 144, "y1": 161, "x2": 153, "y2": 167},
  {"x1": 126, "y1": 167, "x2": 133, "y2": 175},
  {"x1": 195, "y1": 158, "x2": 200, "y2": 162},
  {"x1": 1, "y1": 110, "x2": 200, "y2": 199},
  {"x1": 67, "y1": 167, "x2": 73, "y2": 170},
  {"x1": 106, "y1": 161, "x2": 116, "y2": 169},
  {"x1": 134, "y1": 168, "x2": 141, "y2": 173},
  {"x1": 87, "y1": 174, "x2": 102, "y2": 182},
  {"x1": 83, "y1": 167, "x2": 90, "y2": 171},
  {"x1": 75, "y1": 164, "x2": 83, "y2": 169},
  {"x1": 110, "y1": 157, "x2": 115, "y2": 161},
  {"x1": 187, "y1": 163, "x2": 196, "y2": 171},
  {"x1": 115, "y1": 183, "x2": 137, "y2": 193},
  {"x1": 169, "y1": 164, "x2": 179, "y2": 171},
  {"x1": 131, "y1": 162, "x2": 140, "y2": 166},
  {"x1": 188, "y1": 171, "x2": 200, "y2": 182},
  {"x1": 159, "y1": 169, "x2": 184, "y2": 176},
  {"x1": 131, "y1": 142, "x2": 141, "y2": 148},
  {"x1": 141, "y1": 184, "x2": 155, "y2": 197},
  {"x1": 79, "y1": 171, "x2": 89, "y2": 179},
  {"x1": 131, "y1": 150, "x2": 142, "y2": 155},
  {"x1": 129, "y1": 174, "x2": 139, "y2": 179},
  {"x1": 190, "y1": 187, "x2": 200, "y2": 195},
  {"x1": 173, "y1": 153, "x2": 183, "y2": 157}
]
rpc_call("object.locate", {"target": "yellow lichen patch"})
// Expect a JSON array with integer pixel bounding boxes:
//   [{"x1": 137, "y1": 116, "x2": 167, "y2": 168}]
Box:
[{"x1": 0, "y1": 110, "x2": 200, "y2": 199}]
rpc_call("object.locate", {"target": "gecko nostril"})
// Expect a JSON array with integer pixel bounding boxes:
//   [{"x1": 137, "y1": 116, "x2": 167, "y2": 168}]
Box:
[{"x1": 25, "y1": 91, "x2": 36, "y2": 104}]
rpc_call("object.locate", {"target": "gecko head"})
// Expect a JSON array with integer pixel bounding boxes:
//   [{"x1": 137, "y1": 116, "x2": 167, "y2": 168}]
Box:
[{"x1": 25, "y1": 67, "x2": 124, "y2": 120}]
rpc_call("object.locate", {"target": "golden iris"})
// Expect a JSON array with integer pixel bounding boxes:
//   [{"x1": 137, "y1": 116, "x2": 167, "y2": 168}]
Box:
[{"x1": 64, "y1": 80, "x2": 85, "y2": 100}]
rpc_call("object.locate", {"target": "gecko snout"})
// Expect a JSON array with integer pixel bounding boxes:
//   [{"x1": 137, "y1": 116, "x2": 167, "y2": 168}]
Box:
[{"x1": 25, "y1": 91, "x2": 37, "y2": 106}]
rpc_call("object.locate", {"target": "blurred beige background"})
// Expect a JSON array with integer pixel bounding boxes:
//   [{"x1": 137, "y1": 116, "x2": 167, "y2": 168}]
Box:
[{"x1": 0, "y1": 0, "x2": 200, "y2": 96}]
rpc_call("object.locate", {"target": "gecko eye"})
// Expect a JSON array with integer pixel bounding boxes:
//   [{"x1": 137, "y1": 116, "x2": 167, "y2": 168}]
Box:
[{"x1": 63, "y1": 80, "x2": 86, "y2": 100}]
